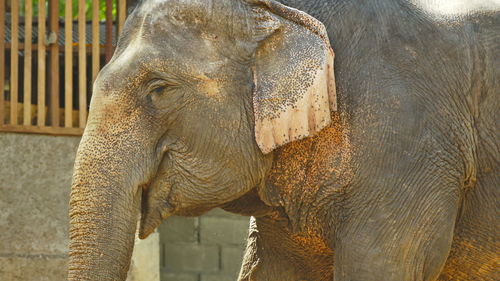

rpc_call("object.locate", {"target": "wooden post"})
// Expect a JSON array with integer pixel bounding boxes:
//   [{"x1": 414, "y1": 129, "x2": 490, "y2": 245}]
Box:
[
  {"x1": 92, "y1": 0, "x2": 100, "y2": 82},
  {"x1": 105, "y1": 0, "x2": 113, "y2": 62},
  {"x1": 23, "y1": 0, "x2": 33, "y2": 126},
  {"x1": 0, "y1": 0, "x2": 6, "y2": 125},
  {"x1": 118, "y1": 0, "x2": 126, "y2": 35},
  {"x1": 78, "y1": 0, "x2": 87, "y2": 128},
  {"x1": 49, "y1": 0, "x2": 60, "y2": 127},
  {"x1": 64, "y1": 0, "x2": 73, "y2": 128},
  {"x1": 37, "y1": 0, "x2": 47, "y2": 127},
  {"x1": 10, "y1": 0, "x2": 19, "y2": 125}
]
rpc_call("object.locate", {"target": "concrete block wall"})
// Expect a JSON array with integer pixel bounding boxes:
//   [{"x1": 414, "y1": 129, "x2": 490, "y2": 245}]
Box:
[
  {"x1": 159, "y1": 209, "x2": 251, "y2": 281},
  {"x1": 127, "y1": 232, "x2": 160, "y2": 281}
]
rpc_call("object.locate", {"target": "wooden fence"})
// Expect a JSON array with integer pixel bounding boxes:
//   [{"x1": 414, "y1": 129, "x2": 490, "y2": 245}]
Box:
[{"x1": 0, "y1": 0, "x2": 127, "y2": 135}]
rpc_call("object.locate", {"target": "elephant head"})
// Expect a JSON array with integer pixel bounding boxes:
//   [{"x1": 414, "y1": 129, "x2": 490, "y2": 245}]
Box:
[{"x1": 68, "y1": 0, "x2": 335, "y2": 280}]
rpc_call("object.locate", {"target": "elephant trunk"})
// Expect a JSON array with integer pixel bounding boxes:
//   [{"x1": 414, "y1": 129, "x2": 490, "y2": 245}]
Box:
[{"x1": 68, "y1": 126, "x2": 148, "y2": 281}]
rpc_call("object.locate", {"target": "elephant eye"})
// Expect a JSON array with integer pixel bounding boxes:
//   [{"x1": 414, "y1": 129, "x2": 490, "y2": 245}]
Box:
[
  {"x1": 151, "y1": 86, "x2": 167, "y2": 94},
  {"x1": 147, "y1": 76, "x2": 179, "y2": 97}
]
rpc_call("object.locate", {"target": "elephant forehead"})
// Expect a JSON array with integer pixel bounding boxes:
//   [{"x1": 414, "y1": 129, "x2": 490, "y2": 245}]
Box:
[
  {"x1": 98, "y1": 34, "x2": 151, "y2": 90},
  {"x1": 97, "y1": 0, "x2": 250, "y2": 92},
  {"x1": 107, "y1": 39, "x2": 144, "y2": 74},
  {"x1": 98, "y1": 16, "x2": 169, "y2": 90},
  {"x1": 137, "y1": 0, "x2": 252, "y2": 38},
  {"x1": 103, "y1": 4, "x2": 153, "y2": 75},
  {"x1": 139, "y1": 0, "x2": 232, "y2": 20},
  {"x1": 137, "y1": 0, "x2": 210, "y2": 28}
]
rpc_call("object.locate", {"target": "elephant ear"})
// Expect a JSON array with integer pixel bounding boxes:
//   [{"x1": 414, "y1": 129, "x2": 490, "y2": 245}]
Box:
[{"x1": 247, "y1": 0, "x2": 337, "y2": 154}]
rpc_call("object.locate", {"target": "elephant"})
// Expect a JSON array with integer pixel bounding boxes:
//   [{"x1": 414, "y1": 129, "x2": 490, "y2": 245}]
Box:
[{"x1": 68, "y1": 0, "x2": 499, "y2": 280}]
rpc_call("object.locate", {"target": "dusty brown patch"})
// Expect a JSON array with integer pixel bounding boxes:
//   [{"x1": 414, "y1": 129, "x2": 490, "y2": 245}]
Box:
[
  {"x1": 268, "y1": 111, "x2": 353, "y2": 197},
  {"x1": 439, "y1": 240, "x2": 500, "y2": 280},
  {"x1": 196, "y1": 74, "x2": 223, "y2": 101},
  {"x1": 291, "y1": 229, "x2": 334, "y2": 256},
  {"x1": 264, "y1": 111, "x2": 352, "y2": 263}
]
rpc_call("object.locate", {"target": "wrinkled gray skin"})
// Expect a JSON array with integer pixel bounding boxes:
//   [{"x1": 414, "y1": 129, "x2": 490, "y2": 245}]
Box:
[{"x1": 69, "y1": 0, "x2": 499, "y2": 280}]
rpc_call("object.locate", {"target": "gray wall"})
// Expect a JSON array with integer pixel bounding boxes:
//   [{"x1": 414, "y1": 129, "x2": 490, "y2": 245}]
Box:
[
  {"x1": 0, "y1": 133, "x2": 249, "y2": 281},
  {"x1": 160, "y1": 210, "x2": 250, "y2": 281},
  {"x1": 0, "y1": 133, "x2": 80, "y2": 281}
]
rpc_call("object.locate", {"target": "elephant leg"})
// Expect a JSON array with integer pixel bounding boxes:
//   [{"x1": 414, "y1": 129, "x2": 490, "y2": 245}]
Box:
[
  {"x1": 437, "y1": 172, "x2": 500, "y2": 280},
  {"x1": 238, "y1": 217, "x2": 301, "y2": 281},
  {"x1": 438, "y1": 108, "x2": 500, "y2": 281},
  {"x1": 238, "y1": 216, "x2": 333, "y2": 281},
  {"x1": 334, "y1": 181, "x2": 460, "y2": 281}
]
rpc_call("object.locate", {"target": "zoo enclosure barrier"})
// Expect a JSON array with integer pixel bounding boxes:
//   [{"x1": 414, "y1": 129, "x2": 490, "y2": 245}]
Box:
[{"x1": 0, "y1": 0, "x2": 128, "y2": 136}]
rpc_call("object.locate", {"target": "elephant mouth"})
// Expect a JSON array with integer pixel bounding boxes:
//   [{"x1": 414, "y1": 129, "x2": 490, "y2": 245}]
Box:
[{"x1": 138, "y1": 181, "x2": 175, "y2": 239}]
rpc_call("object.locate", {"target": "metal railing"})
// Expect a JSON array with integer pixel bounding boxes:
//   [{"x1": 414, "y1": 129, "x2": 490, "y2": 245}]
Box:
[{"x1": 0, "y1": 0, "x2": 126, "y2": 135}]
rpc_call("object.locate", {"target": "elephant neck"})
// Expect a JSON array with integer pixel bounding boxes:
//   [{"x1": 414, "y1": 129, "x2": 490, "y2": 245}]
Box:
[{"x1": 261, "y1": 112, "x2": 353, "y2": 239}]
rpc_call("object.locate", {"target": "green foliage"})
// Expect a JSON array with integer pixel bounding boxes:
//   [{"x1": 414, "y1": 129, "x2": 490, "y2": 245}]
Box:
[{"x1": 19, "y1": 0, "x2": 117, "y2": 21}]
